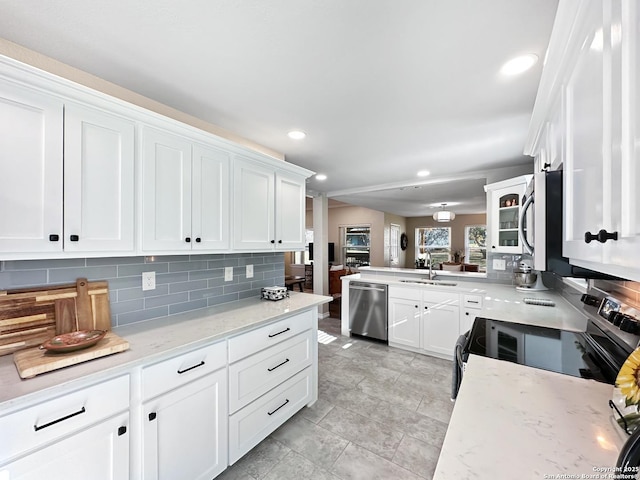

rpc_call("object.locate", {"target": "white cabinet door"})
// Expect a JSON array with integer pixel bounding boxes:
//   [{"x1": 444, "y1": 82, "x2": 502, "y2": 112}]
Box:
[
  {"x1": 275, "y1": 172, "x2": 306, "y2": 250},
  {"x1": 459, "y1": 309, "x2": 477, "y2": 334},
  {"x1": 422, "y1": 301, "x2": 460, "y2": 358},
  {"x1": 388, "y1": 297, "x2": 421, "y2": 349},
  {"x1": 142, "y1": 127, "x2": 193, "y2": 251},
  {"x1": 563, "y1": 2, "x2": 608, "y2": 264},
  {"x1": 0, "y1": 412, "x2": 129, "y2": 480},
  {"x1": 233, "y1": 157, "x2": 275, "y2": 250},
  {"x1": 64, "y1": 103, "x2": 135, "y2": 253},
  {"x1": 192, "y1": 143, "x2": 230, "y2": 250},
  {"x1": 142, "y1": 369, "x2": 228, "y2": 480},
  {"x1": 0, "y1": 83, "x2": 63, "y2": 254}
]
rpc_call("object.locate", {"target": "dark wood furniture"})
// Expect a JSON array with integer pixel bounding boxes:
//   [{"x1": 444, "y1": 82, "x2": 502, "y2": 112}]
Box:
[{"x1": 284, "y1": 275, "x2": 305, "y2": 292}]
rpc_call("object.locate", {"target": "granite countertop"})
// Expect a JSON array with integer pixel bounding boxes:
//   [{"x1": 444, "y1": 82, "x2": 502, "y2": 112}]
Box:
[
  {"x1": 0, "y1": 292, "x2": 331, "y2": 411},
  {"x1": 358, "y1": 265, "x2": 488, "y2": 279},
  {"x1": 433, "y1": 355, "x2": 624, "y2": 479}
]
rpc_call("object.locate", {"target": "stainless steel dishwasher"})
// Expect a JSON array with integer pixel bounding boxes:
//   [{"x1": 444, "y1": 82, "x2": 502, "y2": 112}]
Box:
[{"x1": 349, "y1": 281, "x2": 388, "y2": 342}]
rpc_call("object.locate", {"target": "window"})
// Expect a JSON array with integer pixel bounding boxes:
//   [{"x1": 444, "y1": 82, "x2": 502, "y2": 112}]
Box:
[
  {"x1": 415, "y1": 227, "x2": 451, "y2": 265},
  {"x1": 389, "y1": 224, "x2": 400, "y2": 266},
  {"x1": 465, "y1": 225, "x2": 487, "y2": 270}
]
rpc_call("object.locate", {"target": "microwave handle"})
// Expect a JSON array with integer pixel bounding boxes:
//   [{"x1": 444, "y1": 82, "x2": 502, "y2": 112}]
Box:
[{"x1": 519, "y1": 193, "x2": 534, "y2": 255}]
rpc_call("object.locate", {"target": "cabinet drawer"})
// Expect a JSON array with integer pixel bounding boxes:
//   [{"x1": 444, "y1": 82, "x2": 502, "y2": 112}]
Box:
[
  {"x1": 142, "y1": 341, "x2": 226, "y2": 400},
  {"x1": 228, "y1": 367, "x2": 312, "y2": 465},
  {"x1": 229, "y1": 330, "x2": 312, "y2": 413},
  {"x1": 0, "y1": 375, "x2": 129, "y2": 463},
  {"x1": 389, "y1": 286, "x2": 421, "y2": 301},
  {"x1": 228, "y1": 310, "x2": 312, "y2": 363},
  {"x1": 462, "y1": 294, "x2": 483, "y2": 309}
]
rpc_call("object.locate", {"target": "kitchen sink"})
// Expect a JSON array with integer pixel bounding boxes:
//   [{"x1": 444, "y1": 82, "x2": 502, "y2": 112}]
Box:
[{"x1": 399, "y1": 279, "x2": 457, "y2": 287}]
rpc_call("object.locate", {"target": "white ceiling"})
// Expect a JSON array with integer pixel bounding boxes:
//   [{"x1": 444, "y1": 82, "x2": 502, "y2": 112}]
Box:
[{"x1": 0, "y1": 0, "x2": 558, "y2": 216}]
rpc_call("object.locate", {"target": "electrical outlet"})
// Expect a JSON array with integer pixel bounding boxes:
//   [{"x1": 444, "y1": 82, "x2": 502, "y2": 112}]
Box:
[
  {"x1": 246, "y1": 264, "x2": 254, "y2": 278},
  {"x1": 492, "y1": 259, "x2": 506, "y2": 271},
  {"x1": 225, "y1": 266, "x2": 233, "y2": 281},
  {"x1": 142, "y1": 271, "x2": 156, "y2": 291}
]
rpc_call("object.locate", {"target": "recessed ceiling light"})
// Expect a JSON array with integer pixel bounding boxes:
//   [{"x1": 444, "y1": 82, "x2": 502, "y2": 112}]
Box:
[
  {"x1": 417, "y1": 170, "x2": 430, "y2": 177},
  {"x1": 288, "y1": 130, "x2": 306, "y2": 140},
  {"x1": 315, "y1": 174, "x2": 327, "y2": 181},
  {"x1": 500, "y1": 54, "x2": 538, "y2": 75}
]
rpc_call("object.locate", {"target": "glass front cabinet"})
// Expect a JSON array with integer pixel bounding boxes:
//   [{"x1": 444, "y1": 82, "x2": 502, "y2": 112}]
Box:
[{"x1": 484, "y1": 175, "x2": 531, "y2": 254}]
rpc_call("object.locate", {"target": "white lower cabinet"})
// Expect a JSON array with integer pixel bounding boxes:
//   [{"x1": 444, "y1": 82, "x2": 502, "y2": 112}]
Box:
[
  {"x1": 229, "y1": 367, "x2": 312, "y2": 464},
  {"x1": 0, "y1": 375, "x2": 130, "y2": 479},
  {"x1": 142, "y1": 369, "x2": 228, "y2": 480},
  {"x1": 1, "y1": 412, "x2": 130, "y2": 480},
  {"x1": 388, "y1": 286, "x2": 460, "y2": 359},
  {"x1": 140, "y1": 341, "x2": 228, "y2": 480}
]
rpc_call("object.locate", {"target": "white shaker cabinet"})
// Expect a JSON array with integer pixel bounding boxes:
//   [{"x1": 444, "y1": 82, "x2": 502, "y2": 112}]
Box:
[
  {"x1": 0, "y1": 375, "x2": 130, "y2": 480},
  {"x1": 64, "y1": 103, "x2": 135, "y2": 253},
  {"x1": 0, "y1": 83, "x2": 63, "y2": 254},
  {"x1": 233, "y1": 156, "x2": 307, "y2": 251},
  {"x1": 141, "y1": 341, "x2": 228, "y2": 480},
  {"x1": 388, "y1": 286, "x2": 459, "y2": 359},
  {"x1": 0, "y1": 412, "x2": 130, "y2": 480},
  {"x1": 388, "y1": 295, "x2": 422, "y2": 350},
  {"x1": 141, "y1": 126, "x2": 230, "y2": 252}
]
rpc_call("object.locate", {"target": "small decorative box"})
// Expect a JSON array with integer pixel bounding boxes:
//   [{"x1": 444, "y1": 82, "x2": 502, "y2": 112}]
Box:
[{"x1": 261, "y1": 286, "x2": 288, "y2": 301}]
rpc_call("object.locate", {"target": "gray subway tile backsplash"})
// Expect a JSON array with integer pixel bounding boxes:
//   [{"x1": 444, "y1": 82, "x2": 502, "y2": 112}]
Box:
[{"x1": 0, "y1": 253, "x2": 285, "y2": 328}]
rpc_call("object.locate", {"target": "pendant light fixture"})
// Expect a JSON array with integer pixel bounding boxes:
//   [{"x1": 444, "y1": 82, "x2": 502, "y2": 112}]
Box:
[{"x1": 433, "y1": 203, "x2": 456, "y2": 222}]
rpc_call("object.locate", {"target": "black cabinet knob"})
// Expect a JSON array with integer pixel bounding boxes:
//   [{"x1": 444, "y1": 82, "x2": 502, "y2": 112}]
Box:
[
  {"x1": 185, "y1": 237, "x2": 191, "y2": 243},
  {"x1": 270, "y1": 240, "x2": 275, "y2": 244},
  {"x1": 118, "y1": 426, "x2": 127, "y2": 436},
  {"x1": 584, "y1": 229, "x2": 618, "y2": 244},
  {"x1": 491, "y1": 245, "x2": 496, "y2": 249},
  {"x1": 542, "y1": 162, "x2": 551, "y2": 171},
  {"x1": 414, "y1": 305, "x2": 418, "y2": 308},
  {"x1": 465, "y1": 312, "x2": 469, "y2": 316},
  {"x1": 70, "y1": 235, "x2": 79, "y2": 242},
  {"x1": 195, "y1": 237, "x2": 201, "y2": 243},
  {"x1": 278, "y1": 240, "x2": 282, "y2": 244},
  {"x1": 49, "y1": 234, "x2": 60, "y2": 242},
  {"x1": 148, "y1": 412, "x2": 157, "y2": 421}
]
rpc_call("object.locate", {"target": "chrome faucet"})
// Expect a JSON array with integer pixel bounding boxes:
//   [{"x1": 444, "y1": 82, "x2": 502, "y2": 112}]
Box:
[{"x1": 426, "y1": 250, "x2": 433, "y2": 280}]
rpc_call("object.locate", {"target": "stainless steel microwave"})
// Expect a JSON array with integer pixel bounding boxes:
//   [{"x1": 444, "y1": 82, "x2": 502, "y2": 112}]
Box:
[{"x1": 518, "y1": 170, "x2": 610, "y2": 278}]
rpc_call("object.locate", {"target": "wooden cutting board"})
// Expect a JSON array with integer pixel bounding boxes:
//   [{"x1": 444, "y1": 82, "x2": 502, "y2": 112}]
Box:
[
  {"x1": 0, "y1": 279, "x2": 112, "y2": 356},
  {"x1": 13, "y1": 332, "x2": 129, "y2": 379}
]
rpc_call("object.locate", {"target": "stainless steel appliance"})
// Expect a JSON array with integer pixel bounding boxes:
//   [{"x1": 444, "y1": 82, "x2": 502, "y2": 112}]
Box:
[
  {"x1": 349, "y1": 281, "x2": 388, "y2": 342},
  {"x1": 518, "y1": 170, "x2": 608, "y2": 278},
  {"x1": 452, "y1": 291, "x2": 639, "y2": 400}
]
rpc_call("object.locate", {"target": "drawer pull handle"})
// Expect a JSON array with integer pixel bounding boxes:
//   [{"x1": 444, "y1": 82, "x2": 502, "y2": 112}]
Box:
[
  {"x1": 467, "y1": 300, "x2": 479, "y2": 304},
  {"x1": 268, "y1": 327, "x2": 290, "y2": 338},
  {"x1": 34, "y1": 406, "x2": 86, "y2": 431},
  {"x1": 267, "y1": 358, "x2": 290, "y2": 372},
  {"x1": 267, "y1": 399, "x2": 289, "y2": 416},
  {"x1": 177, "y1": 360, "x2": 205, "y2": 374}
]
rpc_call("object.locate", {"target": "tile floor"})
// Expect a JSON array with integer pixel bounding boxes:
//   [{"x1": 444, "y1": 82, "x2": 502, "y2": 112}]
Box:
[{"x1": 218, "y1": 316, "x2": 454, "y2": 480}]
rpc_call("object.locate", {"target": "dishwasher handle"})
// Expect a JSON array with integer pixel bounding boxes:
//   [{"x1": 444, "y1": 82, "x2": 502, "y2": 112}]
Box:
[{"x1": 350, "y1": 285, "x2": 387, "y2": 292}]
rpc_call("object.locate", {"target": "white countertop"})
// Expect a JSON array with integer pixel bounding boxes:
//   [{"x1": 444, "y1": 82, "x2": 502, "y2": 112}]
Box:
[
  {"x1": 358, "y1": 265, "x2": 487, "y2": 279},
  {"x1": 342, "y1": 273, "x2": 588, "y2": 332},
  {"x1": 434, "y1": 355, "x2": 624, "y2": 480},
  {"x1": 0, "y1": 292, "x2": 331, "y2": 411}
]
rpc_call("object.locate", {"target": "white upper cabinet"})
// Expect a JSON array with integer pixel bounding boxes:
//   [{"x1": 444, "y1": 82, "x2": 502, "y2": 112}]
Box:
[
  {"x1": 64, "y1": 103, "x2": 135, "y2": 253},
  {"x1": 0, "y1": 83, "x2": 63, "y2": 254},
  {"x1": 141, "y1": 127, "x2": 231, "y2": 252},
  {"x1": 484, "y1": 176, "x2": 530, "y2": 254},
  {"x1": 526, "y1": 0, "x2": 640, "y2": 280},
  {"x1": 233, "y1": 156, "x2": 307, "y2": 251}
]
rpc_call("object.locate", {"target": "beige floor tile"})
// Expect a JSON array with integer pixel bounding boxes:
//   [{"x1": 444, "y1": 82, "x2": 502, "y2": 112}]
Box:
[{"x1": 332, "y1": 443, "x2": 423, "y2": 480}]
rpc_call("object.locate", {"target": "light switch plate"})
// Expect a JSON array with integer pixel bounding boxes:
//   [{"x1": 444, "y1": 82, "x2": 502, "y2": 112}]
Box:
[
  {"x1": 142, "y1": 271, "x2": 156, "y2": 291},
  {"x1": 225, "y1": 266, "x2": 233, "y2": 281},
  {"x1": 492, "y1": 259, "x2": 506, "y2": 271},
  {"x1": 246, "y1": 264, "x2": 254, "y2": 278}
]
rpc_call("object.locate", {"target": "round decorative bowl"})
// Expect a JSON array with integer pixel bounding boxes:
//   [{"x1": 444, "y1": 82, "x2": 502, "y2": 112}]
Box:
[{"x1": 40, "y1": 330, "x2": 107, "y2": 353}]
